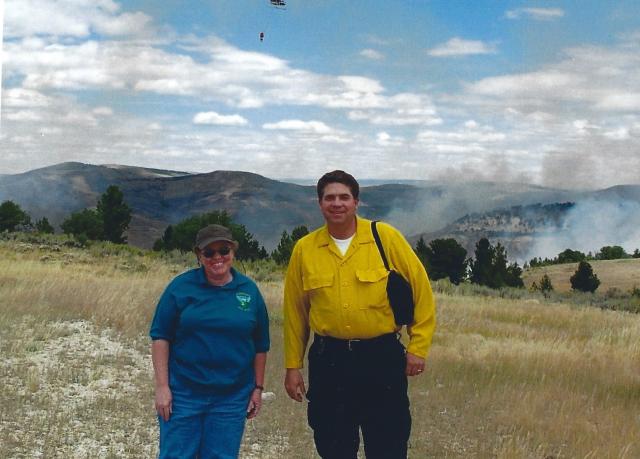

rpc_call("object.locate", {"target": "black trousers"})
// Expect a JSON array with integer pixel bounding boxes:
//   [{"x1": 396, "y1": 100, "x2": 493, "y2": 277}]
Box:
[{"x1": 306, "y1": 333, "x2": 411, "y2": 459}]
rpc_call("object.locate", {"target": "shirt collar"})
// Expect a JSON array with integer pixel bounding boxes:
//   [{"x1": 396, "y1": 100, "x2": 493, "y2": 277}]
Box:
[
  {"x1": 196, "y1": 266, "x2": 248, "y2": 289},
  {"x1": 316, "y1": 216, "x2": 375, "y2": 248}
]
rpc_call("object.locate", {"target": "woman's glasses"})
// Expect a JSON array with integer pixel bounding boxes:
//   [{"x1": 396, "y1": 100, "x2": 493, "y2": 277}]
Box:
[{"x1": 201, "y1": 246, "x2": 232, "y2": 258}]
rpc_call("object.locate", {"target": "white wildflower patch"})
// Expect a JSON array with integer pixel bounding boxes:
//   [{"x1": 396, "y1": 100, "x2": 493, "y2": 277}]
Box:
[
  {"x1": 1, "y1": 319, "x2": 157, "y2": 458},
  {"x1": 2, "y1": 318, "x2": 291, "y2": 458},
  {"x1": 241, "y1": 430, "x2": 290, "y2": 459}
]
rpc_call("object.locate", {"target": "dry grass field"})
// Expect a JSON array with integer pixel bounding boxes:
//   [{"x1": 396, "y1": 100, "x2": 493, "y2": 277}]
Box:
[
  {"x1": 523, "y1": 258, "x2": 640, "y2": 293},
  {"x1": 1, "y1": 237, "x2": 639, "y2": 458}
]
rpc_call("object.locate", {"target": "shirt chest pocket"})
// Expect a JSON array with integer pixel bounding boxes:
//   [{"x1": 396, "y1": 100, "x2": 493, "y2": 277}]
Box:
[
  {"x1": 302, "y1": 273, "x2": 334, "y2": 291},
  {"x1": 355, "y1": 268, "x2": 389, "y2": 308},
  {"x1": 302, "y1": 273, "x2": 335, "y2": 311}
]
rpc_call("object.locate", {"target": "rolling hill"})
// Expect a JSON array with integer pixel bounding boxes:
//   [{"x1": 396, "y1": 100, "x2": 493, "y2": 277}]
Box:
[
  {"x1": 1, "y1": 162, "x2": 638, "y2": 256},
  {"x1": 523, "y1": 258, "x2": 640, "y2": 293}
]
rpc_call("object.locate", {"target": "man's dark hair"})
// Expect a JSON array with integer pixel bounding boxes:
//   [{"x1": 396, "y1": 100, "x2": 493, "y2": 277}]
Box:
[{"x1": 316, "y1": 170, "x2": 360, "y2": 200}]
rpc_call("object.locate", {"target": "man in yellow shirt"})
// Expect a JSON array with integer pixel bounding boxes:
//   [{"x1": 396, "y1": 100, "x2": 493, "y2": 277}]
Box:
[{"x1": 283, "y1": 170, "x2": 436, "y2": 459}]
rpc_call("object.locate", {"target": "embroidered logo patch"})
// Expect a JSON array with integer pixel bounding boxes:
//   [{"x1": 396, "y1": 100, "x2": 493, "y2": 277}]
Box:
[{"x1": 236, "y1": 292, "x2": 252, "y2": 311}]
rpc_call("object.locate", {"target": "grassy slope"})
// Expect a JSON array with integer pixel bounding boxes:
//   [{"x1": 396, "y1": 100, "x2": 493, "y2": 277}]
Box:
[
  {"x1": 1, "y1": 238, "x2": 639, "y2": 458},
  {"x1": 523, "y1": 258, "x2": 640, "y2": 293}
]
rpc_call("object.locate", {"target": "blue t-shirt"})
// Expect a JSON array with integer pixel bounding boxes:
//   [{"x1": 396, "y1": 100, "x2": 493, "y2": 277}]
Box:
[{"x1": 149, "y1": 267, "x2": 270, "y2": 394}]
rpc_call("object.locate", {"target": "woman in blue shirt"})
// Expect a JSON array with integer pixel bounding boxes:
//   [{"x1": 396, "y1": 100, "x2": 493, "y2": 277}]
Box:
[{"x1": 150, "y1": 224, "x2": 270, "y2": 459}]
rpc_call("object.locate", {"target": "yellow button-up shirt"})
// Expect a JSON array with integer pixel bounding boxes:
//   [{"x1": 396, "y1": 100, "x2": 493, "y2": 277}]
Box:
[{"x1": 284, "y1": 216, "x2": 436, "y2": 369}]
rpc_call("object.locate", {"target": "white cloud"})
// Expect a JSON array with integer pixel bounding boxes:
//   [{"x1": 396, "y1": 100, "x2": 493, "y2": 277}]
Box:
[
  {"x1": 572, "y1": 119, "x2": 599, "y2": 135},
  {"x1": 93, "y1": 106, "x2": 114, "y2": 116},
  {"x1": 428, "y1": 37, "x2": 497, "y2": 57},
  {"x1": 464, "y1": 40, "x2": 640, "y2": 118},
  {"x1": 337, "y1": 76, "x2": 384, "y2": 94},
  {"x1": 359, "y1": 49, "x2": 384, "y2": 60},
  {"x1": 262, "y1": 120, "x2": 334, "y2": 134},
  {"x1": 2, "y1": 88, "x2": 54, "y2": 108},
  {"x1": 417, "y1": 123, "x2": 506, "y2": 144},
  {"x1": 505, "y1": 8, "x2": 565, "y2": 21},
  {"x1": 595, "y1": 93, "x2": 640, "y2": 111},
  {"x1": 94, "y1": 12, "x2": 153, "y2": 36},
  {"x1": 318, "y1": 134, "x2": 353, "y2": 144},
  {"x1": 4, "y1": 0, "x2": 154, "y2": 38},
  {"x1": 6, "y1": 110, "x2": 44, "y2": 122},
  {"x1": 603, "y1": 127, "x2": 630, "y2": 140},
  {"x1": 348, "y1": 93, "x2": 442, "y2": 126},
  {"x1": 4, "y1": 34, "x2": 400, "y2": 111},
  {"x1": 468, "y1": 71, "x2": 577, "y2": 97},
  {"x1": 2, "y1": 1, "x2": 639, "y2": 190},
  {"x1": 376, "y1": 131, "x2": 403, "y2": 147},
  {"x1": 193, "y1": 112, "x2": 249, "y2": 126},
  {"x1": 363, "y1": 34, "x2": 394, "y2": 46}
]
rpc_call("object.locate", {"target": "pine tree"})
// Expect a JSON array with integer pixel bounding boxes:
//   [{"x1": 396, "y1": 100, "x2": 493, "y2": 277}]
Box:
[
  {"x1": 0, "y1": 201, "x2": 31, "y2": 232},
  {"x1": 539, "y1": 274, "x2": 553, "y2": 293},
  {"x1": 470, "y1": 238, "x2": 522, "y2": 289},
  {"x1": 422, "y1": 238, "x2": 467, "y2": 284},
  {"x1": 153, "y1": 211, "x2": 267, "y2": 260},
  {"x1": 61, "y1": 209, "x2": 104, "y2": 241},
  {"x1": 414, "y1": 236, "x2": 430, "y2": 271},
  {"x1": 35, "y1": 217, "x2": 55, "y2": 234},
  {"x1": 272, "y1": 225, "x2": 309, "y2": 265},
  {"x1": 556, "y1": 248, "x2": 586, "y2": 264},
  {"x1": 97, "y1": 185, "x2": 132, "y2": 244},
  {"x1": 470, "y1": 238, "x2": 495, "y2": 287},
  {"x1": 570, "y1": 261, "x2": 600, "y2": 293}
]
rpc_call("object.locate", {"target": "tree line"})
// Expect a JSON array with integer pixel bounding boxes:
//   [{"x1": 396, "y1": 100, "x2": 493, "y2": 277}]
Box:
[
  {"x1": 414, "y1": 236, "x2": 524, "y2": 290},
  {"x1": 0, "y1": 189, "x2": 632, "y2": 294},
  {"x1": 0, "y1": 185, "x2": 132, "y2": 244},
  {"x1": 0, "y1": 185, "x2": 309, "y2": 263},
  {"x1": 415, "y1": 236, "x2": 611, "y2": 294},
  {"x1": 527, "y1": 245, "x2": 640, "y2": 268}
]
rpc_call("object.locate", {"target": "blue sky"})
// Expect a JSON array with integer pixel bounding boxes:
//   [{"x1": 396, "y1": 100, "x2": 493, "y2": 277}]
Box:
[{"x1": 1, "y1": 0, "x2": 639, "y2": 188}]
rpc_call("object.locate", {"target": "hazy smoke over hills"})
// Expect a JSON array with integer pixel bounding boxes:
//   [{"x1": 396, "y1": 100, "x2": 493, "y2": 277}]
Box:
[
  {"x1": 382, "y1": 182, "x2": 579, "y2": 237},
  {"x1": 525, "y1": 199, "x2": 640, "y2": 260}
]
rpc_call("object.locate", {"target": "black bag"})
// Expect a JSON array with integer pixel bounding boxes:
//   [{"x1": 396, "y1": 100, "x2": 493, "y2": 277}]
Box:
[{"x1": 371, "y1": 221, "x2": 415, "y2": 326}]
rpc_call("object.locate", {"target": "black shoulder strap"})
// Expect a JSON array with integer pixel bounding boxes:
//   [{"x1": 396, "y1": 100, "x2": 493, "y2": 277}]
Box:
[{"x1": 371, "y1": 220, "x2": 390, "y2": 271}]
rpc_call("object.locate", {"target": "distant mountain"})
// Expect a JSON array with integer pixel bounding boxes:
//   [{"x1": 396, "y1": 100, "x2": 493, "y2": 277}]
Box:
[
  {"x1": 592, "y1": 185, "x2": 640, "y2": 202},
  {"x1": 0, "y1": 162, "x2": 317, "y2": 248},
  {"x1": 1, "y1": 162, "x2": 638, "y2": 257}
]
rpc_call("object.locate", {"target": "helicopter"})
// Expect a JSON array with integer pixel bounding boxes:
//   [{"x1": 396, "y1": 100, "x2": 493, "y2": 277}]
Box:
[
  {"x1": 269, "y1": 0, "x2": 286, "y2": 9},
  {"x1": 260, "y1": 0, "x2": 286, "y2": 41}
]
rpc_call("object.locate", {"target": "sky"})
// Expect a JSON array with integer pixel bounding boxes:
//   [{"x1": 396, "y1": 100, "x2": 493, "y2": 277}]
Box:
[{"x1": 1, "y1": 0, "x2": 639, "y2": 189}]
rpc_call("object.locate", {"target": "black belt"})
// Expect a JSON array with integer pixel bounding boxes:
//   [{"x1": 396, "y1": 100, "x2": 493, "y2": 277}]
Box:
[{"x1": 314, "y1": 332, "x2": 399, "y2": 351}]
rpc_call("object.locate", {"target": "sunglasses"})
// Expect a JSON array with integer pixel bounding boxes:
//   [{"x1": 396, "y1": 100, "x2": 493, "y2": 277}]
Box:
[{"x1": 201, "y1": 246, "x2": 232, "y2": 258}]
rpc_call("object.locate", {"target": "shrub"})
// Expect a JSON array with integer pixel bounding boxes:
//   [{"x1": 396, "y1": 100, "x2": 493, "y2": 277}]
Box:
[
  {"x1": 419, "y1": 237, "x2": 468, "y2": 285},
  {"x1": 35, "y1": 217, "x2": 55, "y2": 234},
  {"x1": 570, "y1": 261, "x2": 600, "y2": 293},
  {"x1": 0, "y1": 201, "x2": 31, "y2": 232}
]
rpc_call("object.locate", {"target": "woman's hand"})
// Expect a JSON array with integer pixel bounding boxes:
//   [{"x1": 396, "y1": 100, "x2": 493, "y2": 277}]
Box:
[
  {"x1": 246, "y1": 388, "x2": 263, "y2": 419},
  {"x1": 155, "y1": 385, "x2": 173, "y2": 421}
]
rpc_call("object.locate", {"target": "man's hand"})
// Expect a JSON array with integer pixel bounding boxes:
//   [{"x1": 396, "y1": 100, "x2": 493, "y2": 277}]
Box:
[
  {"x1": 405, "y1": 352, "x2": 425, "y2": 377},
  {"x1": 246, "y1": 388, "x2": 263, "y2": 420},
  {"x1": 284, "y1": 368, "x2": 306, "y2": 402}
]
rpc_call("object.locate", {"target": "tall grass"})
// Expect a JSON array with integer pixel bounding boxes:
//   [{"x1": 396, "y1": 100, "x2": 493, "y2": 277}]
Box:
[{"x1": 1, "y1": 238, "x2": 639, "y2": 457}]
